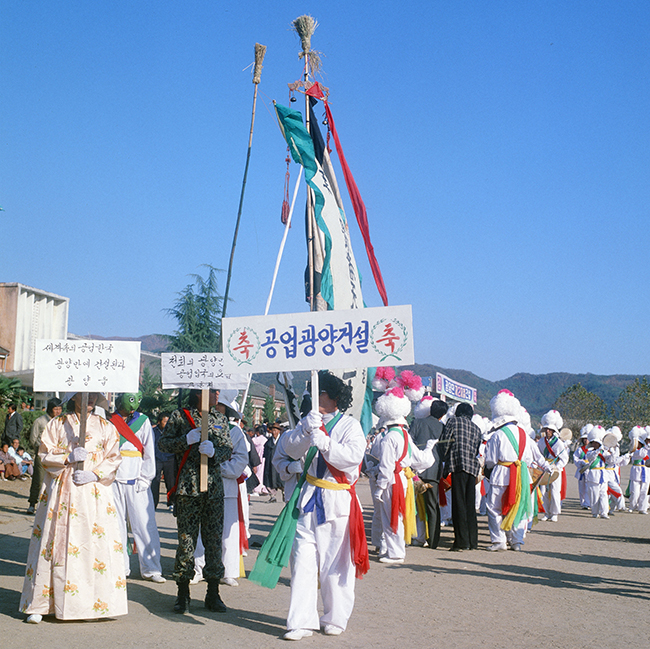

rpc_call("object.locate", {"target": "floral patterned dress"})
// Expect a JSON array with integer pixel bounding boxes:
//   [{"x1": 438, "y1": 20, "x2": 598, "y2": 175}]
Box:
[{"x1": 20, "y1": 412, "x2": 128, "y2": 620}]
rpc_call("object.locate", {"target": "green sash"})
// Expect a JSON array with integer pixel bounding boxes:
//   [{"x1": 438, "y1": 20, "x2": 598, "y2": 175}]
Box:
[{"x1": 248, "y1": 412, "x2": 343, "y2": 589}]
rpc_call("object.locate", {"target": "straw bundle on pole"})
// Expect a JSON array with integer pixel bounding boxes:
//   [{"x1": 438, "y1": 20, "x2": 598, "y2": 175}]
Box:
[{"x1": 222, "y1": 43, "x2": 267, "y2": 319}]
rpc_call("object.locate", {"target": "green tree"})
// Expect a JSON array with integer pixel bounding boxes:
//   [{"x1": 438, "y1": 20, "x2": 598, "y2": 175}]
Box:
[
  {"x1": 166, "y1": 265, "x2": 225, "y2": 353},
  {"x1": 0, "y1": 376, "x2": 28, "y2": 408},
  {"x1": 553, "y1": 383, "x2": 610, "y2": 437},
  {"x1": 613, "y1": 377, "x2": 650, "y2": 430},
  {"x1": 243, "y1": 395, "x2": 254, "y2": 426},
  {"x1": 139, "y1": 366, "x2": 176, "y2": 420},
  {"x1": 263, "y1": 394, "x2": 276, "y2": 423}
]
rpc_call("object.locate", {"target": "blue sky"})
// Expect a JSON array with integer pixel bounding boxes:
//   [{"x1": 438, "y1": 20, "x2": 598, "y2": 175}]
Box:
[{"x1": 2, "y1": 1, "x2": 649, "y2": 381}]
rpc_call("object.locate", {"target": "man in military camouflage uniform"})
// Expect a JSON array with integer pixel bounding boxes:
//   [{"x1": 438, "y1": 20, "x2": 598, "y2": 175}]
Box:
[{"x1": 159, "y1": 389, "x2": 233, "y2": 613}]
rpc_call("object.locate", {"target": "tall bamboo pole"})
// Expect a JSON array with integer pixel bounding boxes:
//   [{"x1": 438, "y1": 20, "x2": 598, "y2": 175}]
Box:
[{"x1": 222, "y1": 43, "x2": 267, "y2": 320}]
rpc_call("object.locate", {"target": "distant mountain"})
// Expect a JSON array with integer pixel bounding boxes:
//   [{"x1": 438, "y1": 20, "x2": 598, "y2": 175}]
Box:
[{"x1": 72, "y1": 333, "x2": 647, "y2": 424}]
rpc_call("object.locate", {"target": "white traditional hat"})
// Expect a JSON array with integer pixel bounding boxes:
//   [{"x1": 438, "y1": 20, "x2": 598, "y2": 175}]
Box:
[
  {"x1": 628, "y1": 425, "x2": 644, "y2": 442},
  {"x1": 218, "y1": 389, "x2": 242, "y2": 419},
  {"x1": 414, "y1": 395, "x2": 434, "y2": 420},
  {"x1": 490, "y1": 390, "x2": 521, "y2": 429},
  {"x1": 610, "y1": 425, "x2": 622, "y2": 442},
  {"x1": 374, "y1": 370, "x2": 424, "y2": 427},
  {"x1": 579, "y1": 423, "x2": 593, "y2": 439},
  {"x1": 588, "y1": 425, "x2": 605, "y2": 443},
  {"x1": 518, "y1": 407, "x2": 534, "y2": 437},
  {"x1": 540, "y1": 409, "x2": 563, "y2": 434}
]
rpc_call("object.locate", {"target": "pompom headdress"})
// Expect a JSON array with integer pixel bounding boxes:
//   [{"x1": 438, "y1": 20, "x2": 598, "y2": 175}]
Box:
[{"x1": 373, "y1": 368, "x2": 424, "y2": 427}]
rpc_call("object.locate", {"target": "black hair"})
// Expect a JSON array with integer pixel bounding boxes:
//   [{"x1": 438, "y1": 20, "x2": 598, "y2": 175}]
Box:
[
  {"x1": 456, "y1": 402, "x2": 474, "y2": 419},
  {"x1": 46, "y1": 398, "x2": 62, "y2": 416},
  {"x1": 188, "y1": 390, "x2": 201, "y2": 409},
  {"x1": 430, "y1": 400, "x2": 449, "y2": 419},
  {"x1": 318, "y1": 370, "x2": 353, "y2": 412}
]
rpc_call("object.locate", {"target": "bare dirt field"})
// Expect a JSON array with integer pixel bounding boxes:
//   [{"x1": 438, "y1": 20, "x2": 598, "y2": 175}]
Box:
[{"x1": 1, "y1": 467, "x2": 648, "y2": 649}]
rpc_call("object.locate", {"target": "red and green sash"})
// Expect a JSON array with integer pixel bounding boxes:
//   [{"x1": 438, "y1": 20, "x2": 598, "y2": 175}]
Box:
[
  {"x1": 111, "y1": 412, "x2": 146, "y2": 454},
  {"x1": 500, "y1": 425, "x2": 532, "y2": 531}
]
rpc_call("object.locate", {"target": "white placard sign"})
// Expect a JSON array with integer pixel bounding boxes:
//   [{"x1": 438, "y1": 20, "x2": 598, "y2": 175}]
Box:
[
  {"x1": 222, "y1": 305, "x2": 414, "y2": 373},
  {"x1": 161, "y1": 353, "x2": 249, "y2": 389},
  {"x1": 34, "y1": 340, "x2": 141, "y2": 392}
]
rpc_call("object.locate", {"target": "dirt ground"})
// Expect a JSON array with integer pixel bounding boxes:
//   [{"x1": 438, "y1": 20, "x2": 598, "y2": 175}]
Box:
[{"x1": 1, "y1": 467, "x2": 648, "y2": 649}]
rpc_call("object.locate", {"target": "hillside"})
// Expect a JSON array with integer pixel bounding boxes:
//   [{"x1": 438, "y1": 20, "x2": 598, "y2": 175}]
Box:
[{"x1": 72, "y1": 333, "x2": 647, "y2": 424}]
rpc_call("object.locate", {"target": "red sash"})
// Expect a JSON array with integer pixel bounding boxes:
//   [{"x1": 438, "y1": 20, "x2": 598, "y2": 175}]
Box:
[
  {"x1": 319, "y1": 422, "x2": 369, "y2": 579},
  {"x1": 236, "y1": 474, "x2": 249, "y2": 553},
  {"x1": 390, "y1": 425, "x2": 409, "y2": 533},
  {"x1": 439, "y1": 474, "x2": 452, "y2": 507},
  {"x1": 110, "y1": 413, "x2": 145, "y2": 454},
  {"x1": 545, "y1": 437, "x2": 567, "y2": 501},
  {"x1": 167, "y1": 409, "x2": 197, "y2": 501}
]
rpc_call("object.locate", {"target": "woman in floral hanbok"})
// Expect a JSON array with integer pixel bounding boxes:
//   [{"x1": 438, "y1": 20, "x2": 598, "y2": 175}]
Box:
[{"x1": 20, "y1": 392, "x2": 128, "y2": 623}]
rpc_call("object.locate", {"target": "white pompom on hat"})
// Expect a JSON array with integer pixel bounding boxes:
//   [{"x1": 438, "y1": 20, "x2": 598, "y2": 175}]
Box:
[
  {"x1": 518, "y1": 407, "x2": 534, "y2": 437},
  {"x1": 371, "y1": 366, "x2": 396, "y2": 392},
  {"x1": 414, "y1": 395, "x2": 433, "y2": 420},
  {"x1": 610, "y1": 425, "x2": 622, "y2": 442},
  {"x1": 629, "y1": 425, "x2": 644, "y2": 442},
  {"x1": 588, "y1": 425, "x2": 605, "y2": 443},
  {"x1": 579, "y1": 424, "x2": 593, "y2": 439},
  {"x1": 373, "y1": 370, "x2": 425, "y2": 427},
  {"x1": 490, "y1": 390, "x2": 521, "y2": 429},
  {"x1": 540, "y1": 409, "x2": 563, "y2": 434}
]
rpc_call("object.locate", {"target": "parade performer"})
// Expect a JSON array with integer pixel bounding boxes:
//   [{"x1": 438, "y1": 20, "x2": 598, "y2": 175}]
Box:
[
  {"x1": 257, "y1": 370, "x2": 367, "y2": 640},
  {"x1": 627, "y1": 428, "x2": 649, "y2": 514},
  {"x1": 364, "y1": 425, "x2": 387, "y2": 553},
  {"x1": 110, "y1": 393, "x2": 165, "y2": 583},
  {"x1": 20, "y1": 392, "x2": 128, "y2": 623},
  {"x1": 537, "y1": 410, "x2": 569, "y2": 522},
  {"x1": 159, "y1": 389, "x2": 233, "y2": 614},
  {"x1": 584, "y1": 426, "x2": 613, "y2": 519},
  {"x1": 374, "y1": 371, "x2": 436, "y2": 564},
  {"x1": 573, "y1": 425, "x2": 592, "y2": 509},
  {"x1": 484, "y1": 390, "x2": 551, "y2": 551},
  {"x1": 216, "y1": 390, "x2": 249, "y2": 586},
  {"x1": 605, "y1": 427, "x2": 628, "y2": 511},
  {"x1": 272, "y1": 425, "x2": 305, "y2": 503}
]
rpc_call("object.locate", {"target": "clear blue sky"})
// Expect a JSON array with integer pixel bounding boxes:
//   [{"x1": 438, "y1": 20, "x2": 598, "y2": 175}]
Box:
[{"x1": 3, "y1": 1, "x2": 648, "y2": 381}]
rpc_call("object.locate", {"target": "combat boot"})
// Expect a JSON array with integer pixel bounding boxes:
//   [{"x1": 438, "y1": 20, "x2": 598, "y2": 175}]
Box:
[
  {"x1": 173, "y1": 579, "x2": 190, "y2": 613},
  {"x1": 205, "y1": 579, "x2": 227, "y2": 612}
]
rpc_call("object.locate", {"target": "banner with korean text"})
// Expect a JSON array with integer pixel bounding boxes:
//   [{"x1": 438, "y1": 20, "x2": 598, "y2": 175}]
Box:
[
  {"x1": 435, "y1": 372, "x2": 478, "y2": 405},
  {"x1": 34, "y1": 340, "x2": 141, "y2": 392},
  {"x1": 161, "y1": 352, "x2": 249, "y2": 389},
  {"x1": 222, "y1": 305, "x2": 414, "y2": 373}
]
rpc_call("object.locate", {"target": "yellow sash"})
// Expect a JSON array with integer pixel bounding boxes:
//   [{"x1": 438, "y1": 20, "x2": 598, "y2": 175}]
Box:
[
  {"x1": 306, "y1": 474, "x2": 350, "y2": 490},
  {"x1": 120, "y1": 449, "x2": 142, "y2": 458},
  {"x1": 403, "y1": 467, "x2": 417, "y2": 543}
]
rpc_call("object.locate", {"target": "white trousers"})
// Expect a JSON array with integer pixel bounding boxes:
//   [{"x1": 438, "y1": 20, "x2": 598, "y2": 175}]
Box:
[
  {"x1": 577, "y1": 475, "x2": 590, "y2": 507},
  {"x1": 377, "y1": 484, "x2": 405, "y2": 560},
  {"x1": 540, "y1": 478, "x2": 562, "y2": 517},
  {"x1": 628, "y1": 480, "x2": 649, "y2": 512},
  {"x1": 112, "y1": 481, "x2": 163, "y2": 578},
  {"x1": 588, "y1": 482, "x2": 609, "y2": 517},
  {"x1": 368, "y1": 474, "x2": 384, "y2": 549},
  {"x1": 287, "y1": 511, "x2": 355, "y2": 632},
  {"x1": 486, "y1": 484, "x2": 527, "y2": 545}
]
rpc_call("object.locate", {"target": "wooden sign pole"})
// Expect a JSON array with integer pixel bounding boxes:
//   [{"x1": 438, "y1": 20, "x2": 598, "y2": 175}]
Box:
[
  {"x1": 76, "y1": 392, "x2": 89, "y2": 470},
  {"x1": 200, "y1": 388, "x2": 209, "y2": 492}
]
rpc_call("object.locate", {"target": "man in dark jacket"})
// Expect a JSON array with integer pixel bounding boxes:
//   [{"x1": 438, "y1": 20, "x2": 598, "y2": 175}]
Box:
[
  {"x1": 439, "y1": 403, "x2": 482, "y2": 551},
  {"x1": 410, "y1": 399, "x2": 448, "y2": 549},
  {"x1": 3, "y1": 403, "x2": 23, "y2": 445}
]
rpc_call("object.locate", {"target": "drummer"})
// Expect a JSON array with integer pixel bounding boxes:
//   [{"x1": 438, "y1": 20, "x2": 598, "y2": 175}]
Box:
[
  {"x1": 573, "y1": 426, "x2": 593, "y2": 509},
  {"x1": 537, "y1": 410, "x2": 569, "y2": 523},
  {"x1": 583, "y1": 426, "x2": 613, "y2": 519}
]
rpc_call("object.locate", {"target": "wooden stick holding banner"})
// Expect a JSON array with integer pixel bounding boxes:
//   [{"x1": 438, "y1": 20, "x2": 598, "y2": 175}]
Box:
[
  {"x1": 76, "y1": 392, "x2": 89, "y2": 470},
  {"x1": 200, "y1": 389, "x2": 209, "y2": 492}
]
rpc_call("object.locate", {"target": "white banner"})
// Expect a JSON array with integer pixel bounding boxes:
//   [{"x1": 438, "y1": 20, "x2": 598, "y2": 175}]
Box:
[
  {"x1": 161, "y1": 353, "x2": 249, "y2": 389},
  {"x1": 436, "y1": 372, "x2": 478, "y2": 405},
  {"x1": 34, "y1": 340, "x2": 141, "y2": 393},
  {"x1": 222, "y1": 305, "x2": 414, "y2": 373}
]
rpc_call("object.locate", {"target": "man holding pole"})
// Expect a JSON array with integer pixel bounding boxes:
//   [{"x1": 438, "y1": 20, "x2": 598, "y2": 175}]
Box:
[
  {"x1": 159, "y1": 389, "x2": 233, "y2": 613},
  {"x1": 280, "y1": 370, "x2": 367, "y2": 640}
]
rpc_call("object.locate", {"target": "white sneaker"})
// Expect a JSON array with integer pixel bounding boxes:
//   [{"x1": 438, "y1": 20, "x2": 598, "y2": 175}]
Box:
[
  {"x1": 487, "y1": 543, "x2": 508, "y2": 552},
  {"x1": 540, "y1": 515, "x2": 549, "y2": 521},
  {"x1": 323, "y1": 624, "x2": 343, "y2": 636},
  {"x1": 511, "y1": 544, "x2": 522, "y2": 552},
  {"x1": 190, "y1": 574, "x2": 204, "y2": 585},
  {"x1": 283, "y1": 629, "x2": 313, "y2": 641},
  {"x1": 220, "y1": 577, "x2": 239, "y2": 587},
  {"x1": 26, "y1": 614, "x2": 42, "y2": 624},
  {"x1": 143, "y1": 574, "x2": 166, "y2": 583},
  {"x1": 550, "y1": 515, "x2": 558, "y2": 522},
  {"x1": 378, "y1": 556, "x2": 404, "y2": 564}
]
